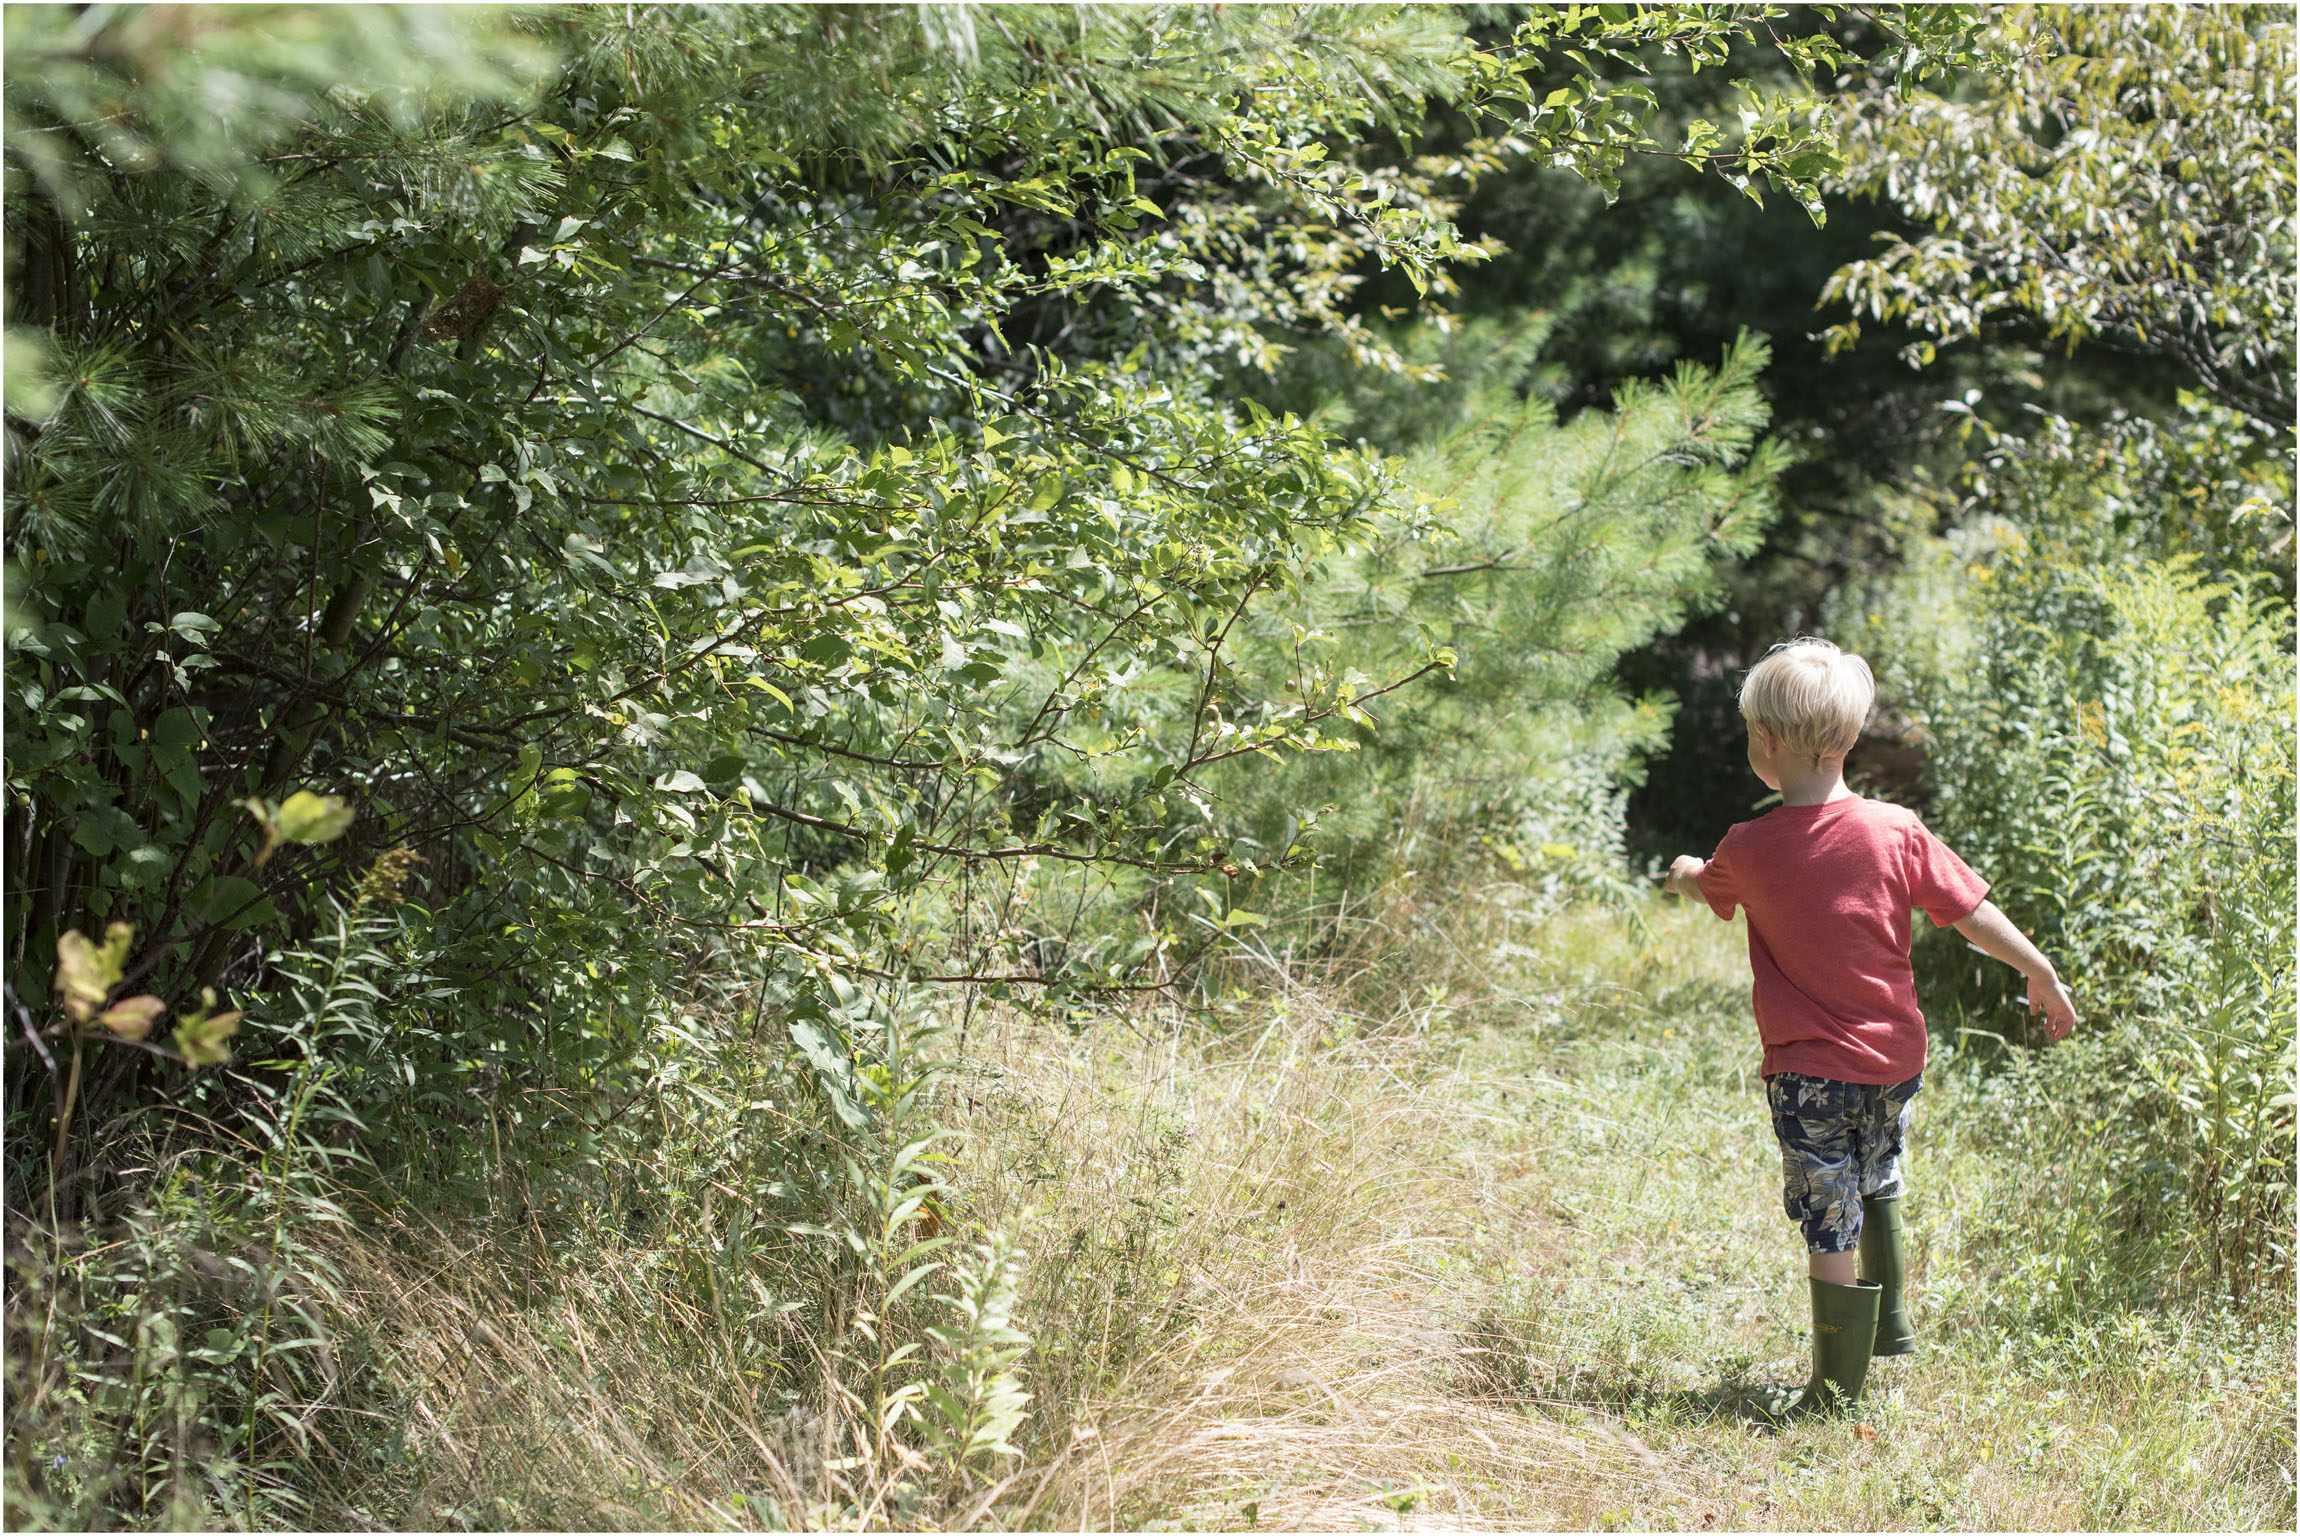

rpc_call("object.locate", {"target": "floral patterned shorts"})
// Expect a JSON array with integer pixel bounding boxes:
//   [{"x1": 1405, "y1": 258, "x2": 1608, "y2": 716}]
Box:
[{"x1": 1765, "y1": 1071, "x2": 1922, "y2": 1254}]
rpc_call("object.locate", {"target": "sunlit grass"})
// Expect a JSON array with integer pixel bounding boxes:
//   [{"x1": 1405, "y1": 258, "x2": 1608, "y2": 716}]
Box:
[
  {"x1": 10, "y1": 886, "x2": 2285, "y2": 1530},
  {"x1": 956, "y1": 889, "x2": 2295, "y2": 1530}
]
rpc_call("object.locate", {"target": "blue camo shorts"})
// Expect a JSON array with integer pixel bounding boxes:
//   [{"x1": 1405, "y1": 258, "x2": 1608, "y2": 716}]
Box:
[{"x1": 1765, "y1": 1071, "x2": 1923, "y2": 1254}]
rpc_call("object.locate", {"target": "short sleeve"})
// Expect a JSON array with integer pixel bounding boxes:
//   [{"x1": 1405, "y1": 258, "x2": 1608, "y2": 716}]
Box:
[
  {"x1": 1907, "y1": 818, "x2": 1990, "y2": 927},
  {"x1": 1694, "y1": 831, "x2": 1742, "y2": 921}
]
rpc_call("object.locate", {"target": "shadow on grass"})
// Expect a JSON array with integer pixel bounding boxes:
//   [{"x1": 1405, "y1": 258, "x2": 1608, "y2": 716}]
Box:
[{"x1": 1455, "y1": 1343, "x2": 1829, "y2": 1436}]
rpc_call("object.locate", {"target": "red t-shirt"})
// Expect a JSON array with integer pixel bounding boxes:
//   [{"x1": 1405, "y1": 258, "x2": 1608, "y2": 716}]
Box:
[{"x1": 1695, "y1": 795, "x2": 1990, "y2": 1084}]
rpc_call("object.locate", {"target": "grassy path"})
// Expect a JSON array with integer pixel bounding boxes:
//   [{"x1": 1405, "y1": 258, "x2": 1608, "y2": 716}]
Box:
[{"x1": 955, "y1": 895, "x2": 2294, "y2": 1530}]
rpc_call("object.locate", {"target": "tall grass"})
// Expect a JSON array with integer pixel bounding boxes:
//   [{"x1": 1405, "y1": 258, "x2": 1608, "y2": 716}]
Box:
[
  {"x1": 951, "y1": 889, "x2": 2292, "y2": 1529},
  {"x1": 6, "y1": 879, "x2": 1034, "y2": 1530},
  {"x1": 9, "y1": 878, "x2": 2292, "y2": 1530}
]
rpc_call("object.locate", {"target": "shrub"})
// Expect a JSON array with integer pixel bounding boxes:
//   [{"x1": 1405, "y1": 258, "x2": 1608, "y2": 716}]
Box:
[{"x1": 1851, "y1": 424, "x2": 2295, "y2": 1305}]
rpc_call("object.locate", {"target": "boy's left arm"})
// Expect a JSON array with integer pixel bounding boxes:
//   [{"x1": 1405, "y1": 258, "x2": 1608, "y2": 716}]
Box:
[{"x1": 1951, "y1": 899, "x2": 2078, "y2": 1040}]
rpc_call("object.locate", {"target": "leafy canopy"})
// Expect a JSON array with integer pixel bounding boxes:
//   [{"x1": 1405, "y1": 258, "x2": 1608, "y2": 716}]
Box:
[{"x1": 1822, "y1": 4, "x2": 2296, "y2": 433}]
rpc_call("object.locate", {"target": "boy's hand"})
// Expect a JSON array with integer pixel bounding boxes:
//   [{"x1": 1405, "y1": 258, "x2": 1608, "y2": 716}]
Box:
[
  {"x1": 1662, "y1": 855, "x2": 1706, "y2": 899},
  {"x1": 1953, "y1": 902, "x2": 2078, "y2": 1041},
  {"x1": 2028, "y1": 969, "x2": 2078, "y2": 1041}
]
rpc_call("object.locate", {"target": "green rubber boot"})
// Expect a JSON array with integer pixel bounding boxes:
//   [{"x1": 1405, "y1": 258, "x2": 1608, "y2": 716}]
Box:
[
  {"x1": 1781, "y1": 1277, "x2": 1881, "y2": 1421},
  {"x1": 1860, "y1": 1193, "x2": 1918, "y2": 1357}
]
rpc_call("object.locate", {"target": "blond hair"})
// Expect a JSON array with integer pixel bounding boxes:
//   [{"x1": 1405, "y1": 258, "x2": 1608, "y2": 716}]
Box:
[{"x1": 1739, "y1": 637, "x2": 1874, "y2": 757}]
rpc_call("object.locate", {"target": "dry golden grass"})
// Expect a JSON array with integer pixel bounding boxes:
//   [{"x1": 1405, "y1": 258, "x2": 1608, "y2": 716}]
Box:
[
  {"x1": 300, "y1": 1215, "x2": 827, "y2": 1530},
  {"x1": 134, "y1": 882, "x2": 2288, "y2": 1532},
  {"x1": 933, "y1": 889, "x2": 2293, "y2": 1532},
  {"x1": 950, "y1": 996, "x2": 1671, "y2": 1529}
]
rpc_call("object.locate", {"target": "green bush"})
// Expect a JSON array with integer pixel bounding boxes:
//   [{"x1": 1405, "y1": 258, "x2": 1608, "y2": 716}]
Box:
[
  {"x1": 1851, "y1": 421, "x2": 2294, "y2": 1306},
  {"x1": 1215, "y1": 321, "x2": 1783, "y2": 907}
]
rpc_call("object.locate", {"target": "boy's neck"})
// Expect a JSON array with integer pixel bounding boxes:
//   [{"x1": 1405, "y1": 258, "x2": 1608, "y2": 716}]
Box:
[{"x1": 1780, "y1": 757, "x2": 1856, "y2": 807}]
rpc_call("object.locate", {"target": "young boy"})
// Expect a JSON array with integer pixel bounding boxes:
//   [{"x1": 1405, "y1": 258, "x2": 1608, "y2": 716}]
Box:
[{"x1": 1661, "y1": 637, "x2": 2077, "y2": 1420}]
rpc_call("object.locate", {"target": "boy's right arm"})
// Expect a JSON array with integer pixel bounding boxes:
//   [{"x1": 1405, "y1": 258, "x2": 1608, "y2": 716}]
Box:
[
  {"x1": 1661, "y1": 855, "x2": 1707, "y2": 899},
  {"x1": 1951, "y1": 899, "x2": 2078, "y2": 1040}
]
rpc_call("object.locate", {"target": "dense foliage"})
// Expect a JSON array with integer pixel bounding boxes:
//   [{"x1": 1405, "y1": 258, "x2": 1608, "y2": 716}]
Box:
[
  {"x1": 6, "y1": 4, "x2": 2022, "y2": 1526},
  {"x1": 1216, "y1": 322, "x2": 1784, "y2": 901},
  {"x1": 1851, "y1": 415, "x2": 2295, "y2": 1305},
  {"x1": 2, "y1": 2, "x2": 1984, "y2": 1104},
  {"x1": 1824, "y1": 3, "x2": 2295, "y2": 431},
  {"x1": 1829, "y1": 4, "x2": 2294, "y2": 1305}
]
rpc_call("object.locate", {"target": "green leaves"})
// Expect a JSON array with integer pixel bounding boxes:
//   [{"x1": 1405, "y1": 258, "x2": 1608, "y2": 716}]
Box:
[
  {"x1": 173, "y1": 989, "x2": 244, "y2": 1069},
  {"x1": 1469, "y1": 5, "x2": 1994, "y2": 228},
  {"x1": 275, "y1": 791, "x2": 356, "y2": 847},
  {"x1": 536, "y1": 768, "x2": 594, "y2": 821},
  {"x1": 1197, "y1": 323, "x2": 1782, "y2": 895},
  {"x1": 240, "y1": 791, "x2": 355, "y2": 871},
  {"x1": 2, "y1": 4, "x2": 553, "y2": 208},
  {"x1": 0, "y1": 14, "x2": 1555, "y2": 1187},
  {"x1": 911, "y1": 1237, "x2": 1033, "y2": 1484},
  {"x1": 51, "y1": 921, "x2": 182, "y2": 1051},
  {"x1": 1820, "y1": 5, "x2": 2295, "y2": 431},
  {"x1": 93, "y1": 994, "x2": 166, "y2": 1042}
]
